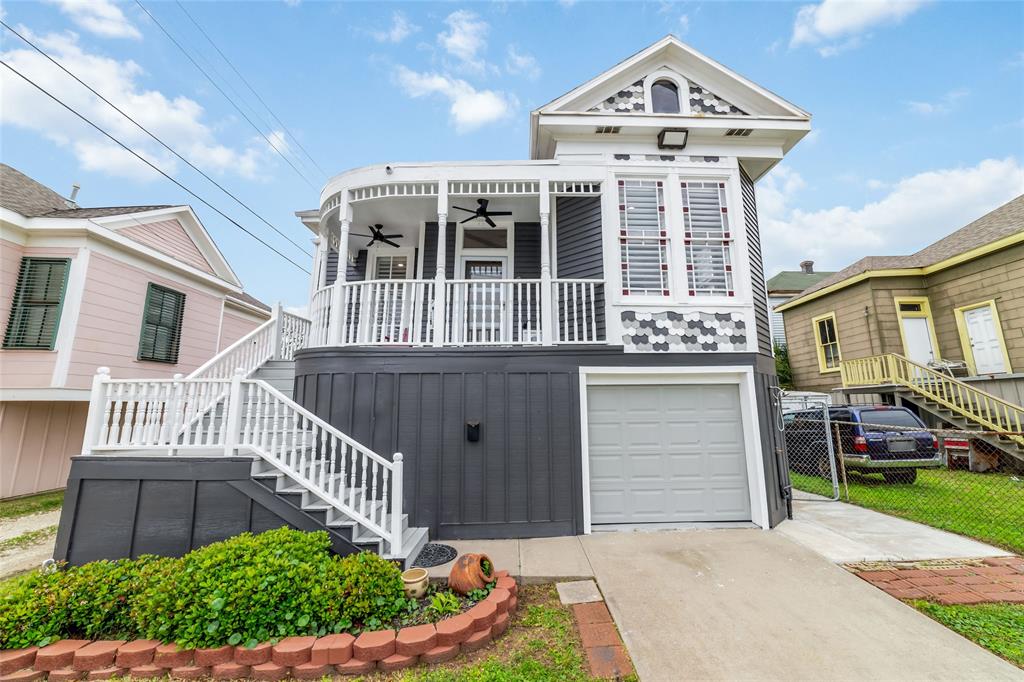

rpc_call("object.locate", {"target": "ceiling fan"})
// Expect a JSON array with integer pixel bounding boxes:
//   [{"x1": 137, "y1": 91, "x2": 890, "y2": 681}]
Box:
[
  {"x1": 350, "y1": 224, "x2": 402, "y2": 248},
  {"x1": 452, "y1": 198, "x2": 512, "y2": 228}
]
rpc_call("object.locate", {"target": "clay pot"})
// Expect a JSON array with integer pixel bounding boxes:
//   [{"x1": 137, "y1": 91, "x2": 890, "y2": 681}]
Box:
[
  {"x1": 447, "y1": 553, "x2": 495, "y2": 595},
  {"x1": 402, "y1": 567, "x2": 429, "y2": 599}
]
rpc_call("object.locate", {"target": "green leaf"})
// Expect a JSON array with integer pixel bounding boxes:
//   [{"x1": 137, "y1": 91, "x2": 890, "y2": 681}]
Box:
[
  {"x1": 206, "y1": 621, "x2": 219, "y2": 634},
  {"x1": 210, "y1": 597, "x2": 226, "y2": 612},
  {"x1": 296, "y1": 615, "x2": 309, "y2": 628},
  {"x1": 228, "y1": 633, "x2": 242, "y2": 646}
]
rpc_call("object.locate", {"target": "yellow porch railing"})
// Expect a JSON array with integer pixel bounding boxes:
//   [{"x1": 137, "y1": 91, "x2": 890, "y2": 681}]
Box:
[{"x1": 840, "y1": 353, "x2": 1024, "y2": 447}]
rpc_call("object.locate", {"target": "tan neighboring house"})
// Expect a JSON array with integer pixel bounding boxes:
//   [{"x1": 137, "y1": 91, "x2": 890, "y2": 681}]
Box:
[
  {"x1": 0, "y1": 164, "x2": 270, "y2": 499},
  {"x1": 777, "y1": 195, "x2": 1023, "y2": 399}
]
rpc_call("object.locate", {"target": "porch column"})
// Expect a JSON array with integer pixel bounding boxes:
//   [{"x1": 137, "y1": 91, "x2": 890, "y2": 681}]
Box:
[
  {"x1": 328, "y1": 216, "x2": 350, "y2": 345},
  {"x1": 433, "y1": 180, "x2": 448, "y2": 346},
  {"x1": 540, "y1": 184, "x2": 554, "y2": 345}
]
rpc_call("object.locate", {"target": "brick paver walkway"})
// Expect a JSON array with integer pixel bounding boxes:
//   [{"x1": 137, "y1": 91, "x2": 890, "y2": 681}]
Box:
[
  {"x1": 852, "y1": 556, "x2": 1024, "y2": 605},
  {"x1": 571, "y1": 600, "x2": 635, "y2": 679}
]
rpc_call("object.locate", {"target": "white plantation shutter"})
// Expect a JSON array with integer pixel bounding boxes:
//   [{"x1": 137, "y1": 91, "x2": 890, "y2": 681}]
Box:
[
  {"x1": 618, "y1": 179, "x2": 669, "y2": 296},
  {"x1": 3, "y1": 257, "x2": 70, "y2": 349},
  {"x1": 682, "y1": 181, "x2": 734, "y2": 296}
]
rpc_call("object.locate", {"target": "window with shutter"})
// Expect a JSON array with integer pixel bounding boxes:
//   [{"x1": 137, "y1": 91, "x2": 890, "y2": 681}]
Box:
[
  {"x1": 681, "y1": 181, "x2": 734, "y2": 296},
  {"x1": 138, "y1": 283, "x2": 186, "y2": 363},
  {"x1": 3, "y1": 257, "x2": 71, "y2": 350},
  {"x1": 618, "y1": 178, "x2": 669, "y2": 296}
]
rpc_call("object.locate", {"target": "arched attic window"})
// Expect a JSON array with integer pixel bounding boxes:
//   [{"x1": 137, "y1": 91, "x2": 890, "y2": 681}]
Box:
[{"x1": 651, "y1": 79, "x2": 681, "y2": 114}]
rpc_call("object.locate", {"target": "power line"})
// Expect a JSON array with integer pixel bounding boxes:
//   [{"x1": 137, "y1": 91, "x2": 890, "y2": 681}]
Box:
[
  {"x1": 173, "y1": 1, "x2": 328, "y2": 180},
  {"x1": 0, "y1": 20, "x2": 312, "y2": 259},
  {"x1": 0, "y1": 58, "x2": 310, "y2": 274},
  {"x1": 132, "y1": 0, "x2": 320, "y2": 192}
]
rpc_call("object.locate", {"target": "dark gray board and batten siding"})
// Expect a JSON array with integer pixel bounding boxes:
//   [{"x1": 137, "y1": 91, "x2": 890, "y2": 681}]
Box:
[
  {"x1": 325, "y1": 248, "x2": 367, "y2": 285},
  {"x1": 293, "y1": 346, "x2": 790, "y2": 539},
  {"x1": 740, "y1": 167, "x2": 773, "y2": 356}
]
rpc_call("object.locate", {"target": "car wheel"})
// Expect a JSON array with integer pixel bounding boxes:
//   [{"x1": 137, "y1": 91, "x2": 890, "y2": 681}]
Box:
[{"x1": 883, "y1": 469, "x2": 918, "y2": 484}]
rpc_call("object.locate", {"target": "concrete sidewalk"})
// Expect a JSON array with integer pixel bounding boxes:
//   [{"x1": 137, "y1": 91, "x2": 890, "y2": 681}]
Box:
[
  {"x1": 778, "y1": 498, "x2": 1013, "y2": 563},
  {"x1": 425, "y1": 535, "x2": 595, "y2": 582}
]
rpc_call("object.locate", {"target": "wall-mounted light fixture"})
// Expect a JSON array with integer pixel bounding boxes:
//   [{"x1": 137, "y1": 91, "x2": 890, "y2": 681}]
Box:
[{"x1": 657, "y1": 128, "x2": 689, "y2": 150}]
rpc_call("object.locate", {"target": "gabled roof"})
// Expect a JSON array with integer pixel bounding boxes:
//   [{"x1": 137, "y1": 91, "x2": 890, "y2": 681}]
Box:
[
  {"x1": 778, "y1": 194, "x2": 1024, "y2": 311},
  {"x1": 766, "y1": 270, "x2": 836, "y2": 294},
  {"x1": 535, "y1": 35, "x2": 809, "y2": 119},
  {"x1": 0, "y1": 163, "x2": 74, "y2": 217},
  {"x1": 47, "y1": 205, "x2": 172, "y2": 219}
]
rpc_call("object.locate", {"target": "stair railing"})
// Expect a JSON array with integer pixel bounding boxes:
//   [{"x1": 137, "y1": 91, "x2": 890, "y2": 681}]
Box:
[
  {"x1": 842, "y1": 353, "x2": 1024, "y2": 446},
  {"x1": 190, "y1": 304, "x2": 311, "y2": 380},
  {"x1": 81, "y1": 367, "x2": 404, "y2": 555}
]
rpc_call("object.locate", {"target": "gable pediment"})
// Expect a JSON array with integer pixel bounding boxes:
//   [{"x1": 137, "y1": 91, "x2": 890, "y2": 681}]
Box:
[{"x1": 585, "y1": 67, "x2": 748, "y2": 116}]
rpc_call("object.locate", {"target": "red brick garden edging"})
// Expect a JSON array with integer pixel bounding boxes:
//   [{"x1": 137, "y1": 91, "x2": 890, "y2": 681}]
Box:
[
  {"x1": 851, "y1": 556, "x2": 1024, "y2": 605},
  {"x1": 0, "y1": 574, "x2": 518, "y2": 681}
]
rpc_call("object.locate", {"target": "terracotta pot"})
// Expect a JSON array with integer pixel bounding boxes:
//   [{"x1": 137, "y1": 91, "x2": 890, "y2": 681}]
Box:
[
  {"x1": 447, "y1": 553, "x2": 495, "y2": 595},
  {"x1": 402, "y1": 567, "x2": 429, "y2": 599}
]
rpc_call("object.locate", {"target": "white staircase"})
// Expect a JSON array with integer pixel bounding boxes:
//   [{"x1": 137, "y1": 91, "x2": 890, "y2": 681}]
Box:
[{"x1": 80, "y1": 305, "x2": 429, "y2": 565}]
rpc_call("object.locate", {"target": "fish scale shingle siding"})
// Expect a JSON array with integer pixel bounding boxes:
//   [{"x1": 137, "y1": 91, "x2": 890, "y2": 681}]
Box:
[{"x1": 741, "y1": 168, "x2": 772, "y2": 356}]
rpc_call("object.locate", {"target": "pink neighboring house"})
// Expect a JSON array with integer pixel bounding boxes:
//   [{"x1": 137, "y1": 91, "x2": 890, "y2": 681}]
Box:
[{"x1": 0, "y1": 164, "x2": 271, "y2": 499}]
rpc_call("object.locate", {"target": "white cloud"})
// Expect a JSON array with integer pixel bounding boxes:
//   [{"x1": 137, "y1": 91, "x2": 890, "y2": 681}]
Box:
[
  {"x1": 437, "y1": 10, "x2": 490, "y2": 73},
  {"x1": 45, "y1": 0, "x2": 141, "y2": 40},
  {"x1": 906, "y1": 88, "x2": 968, "y2": 115},
  {"x1": 0, "y1": 29, "x2": 279, "y2": 180},
  {"x1": 371, "y1": 11, "x2": 419, "y2": 44},
  {"x1": 760, "y1": 157, "x2": 1024, "y2": 274},
  {"x1": 678, "y1": 14, "x2": 690, "y2": 35},
  {"x1": 505, "y1": 45, "x2": 540, "y2": 80},
  {"x1": 558, "y1": 0, "x2": 578, "y2": 7},
  {"x1": 866, "y1": 178, "x2": 888, "y2": 190},
  {"x1": 394, "y1": 66, "x2": 515, "y2": 133},
  {"x1": 791, "y1": 0, "x2": 927, "y2": 56}
]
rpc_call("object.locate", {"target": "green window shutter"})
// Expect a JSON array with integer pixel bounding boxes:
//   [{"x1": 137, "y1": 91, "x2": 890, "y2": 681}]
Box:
[
  {"x1": 138, "y1": 283, "x2": 186, "y2": 363},
  {"x1": 3, "y1": 257, "x2": 71, "y2": 350}
]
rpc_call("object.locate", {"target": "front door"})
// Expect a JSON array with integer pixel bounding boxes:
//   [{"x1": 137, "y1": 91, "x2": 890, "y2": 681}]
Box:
[
  {"x1": 461, "y1": 258, "x2": 507, "y2": 342},
  {"x1": 964, "y1": 305, "x2": 1006, "y2": 374},
  {"x1": 902, "y1": 317, "x2": 935, "y2": 365}
]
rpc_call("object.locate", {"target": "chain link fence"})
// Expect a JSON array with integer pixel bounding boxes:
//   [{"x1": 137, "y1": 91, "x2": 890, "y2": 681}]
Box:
[{"x1": 778, "y1": 399, "x2": 1024, "y2": 556}]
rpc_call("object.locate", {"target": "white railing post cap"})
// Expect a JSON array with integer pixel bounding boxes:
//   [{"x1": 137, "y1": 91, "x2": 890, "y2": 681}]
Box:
[
  {"x1": 393, "y1": 452, "x2": 403, "y2": 462},
  {"x1": 173, "y1": 373, "x2": 183, "y2": 380},
  {"x1": 233, "y1": 367, "x2": 246, "y2": 377},
  {"x1": 96, "y1": 366, "x2": 110, "y2": 376}
]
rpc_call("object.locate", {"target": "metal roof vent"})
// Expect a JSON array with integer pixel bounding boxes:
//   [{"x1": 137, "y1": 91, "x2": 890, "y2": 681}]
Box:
[
  {"x1": 595, "y1": 126, "x2": 621, "y2": 134},
  {"x1": 725, "y1": 128, "x2": 753, "y2": 137}
]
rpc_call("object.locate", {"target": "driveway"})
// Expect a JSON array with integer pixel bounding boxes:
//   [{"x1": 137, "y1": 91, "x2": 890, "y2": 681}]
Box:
[{"x1": 579, "y1": 529, "x2": 1022, "y2": 681}]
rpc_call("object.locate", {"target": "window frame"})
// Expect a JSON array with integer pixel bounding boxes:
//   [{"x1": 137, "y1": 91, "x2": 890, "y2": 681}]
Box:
[
  {"x1": 2, "y1": 257, "x2": 71, "y2": 351},
  {"x1": 811, "y1": 311, "x2": 842, "y2": 374},
  {"x1": 642, "y1": 69, "x2": 690, "y2": 115},
  {"x1": 680, "y1": 180, "x2": 735, "y2": 297},
  {"x1": 616, "y1": 177, "x2": 671, "y2": 298},
  {"x1": 137, "y1": 282, "x2": 186, "y2": 364},
  {"x1": 650, "y1": 79, "x2": 681, "y2": 114}
]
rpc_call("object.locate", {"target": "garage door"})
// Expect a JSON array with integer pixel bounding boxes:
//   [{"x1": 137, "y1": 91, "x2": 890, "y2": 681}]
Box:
[{"x1": 587, "y1": 383, "x2": 751, "y2": 524}]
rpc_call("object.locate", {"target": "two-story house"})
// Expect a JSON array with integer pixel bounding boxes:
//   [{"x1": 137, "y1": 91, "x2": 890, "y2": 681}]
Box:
[
  {"x1": 56, "y1": 36, "x2": 812, "y2": 567},
  {"x1": 0, "y1": 164, "x2": 270, "y2": 499}
]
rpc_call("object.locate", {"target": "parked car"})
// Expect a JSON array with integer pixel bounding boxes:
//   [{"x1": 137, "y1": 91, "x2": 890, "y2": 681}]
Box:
[{"x1": 785, "y1": 405, "x2": 941, "y2": 484}]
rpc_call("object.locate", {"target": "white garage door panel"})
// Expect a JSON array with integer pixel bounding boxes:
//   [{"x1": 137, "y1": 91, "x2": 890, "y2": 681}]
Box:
[{"x1": 587, "y1": 384, "x2": 751, "y2": 524}]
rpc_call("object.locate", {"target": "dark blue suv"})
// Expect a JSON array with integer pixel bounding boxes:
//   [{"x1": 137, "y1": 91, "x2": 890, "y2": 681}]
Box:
[{"x1": 785, "y1": 405, "x2": 940, "y2": 484}]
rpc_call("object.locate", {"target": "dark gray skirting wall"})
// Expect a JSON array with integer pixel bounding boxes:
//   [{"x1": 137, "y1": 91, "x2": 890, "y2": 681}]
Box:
[
  {"x1": 294, "y1": 347, "x2": 790, "y2": 539},
  {"x1": 53, "y1": 457, "x2": 361, "y2": 566}
]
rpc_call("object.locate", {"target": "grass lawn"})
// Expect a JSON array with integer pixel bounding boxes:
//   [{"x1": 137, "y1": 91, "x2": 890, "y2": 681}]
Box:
[
  {"x1": 0, "y1": 491, "x2": 63, "y2": 520},
  {"x1": 790, "y1": 468, "x2": 1024, "y2": 554},
  {"x1": 371, "y1": 584, "x2": 615, "y2": 682},
  {"x1": 911, "y1": 601, "x2": 1024, "y2": 669}
]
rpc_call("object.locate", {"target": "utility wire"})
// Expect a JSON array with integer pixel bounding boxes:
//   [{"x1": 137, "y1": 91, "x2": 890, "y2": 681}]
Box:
[
  {"x1": 133, "y1": 0, "x2": 320, "y2": 191},
  {"x1": 0, "y1": 20, "x2": 312, "y2": 259},
  {"x1": 0, "y1": 58, "x2": 310, "y2": 274},
  {"x1": 174, "y1": 0, "x2": 328, "y2": 180}
]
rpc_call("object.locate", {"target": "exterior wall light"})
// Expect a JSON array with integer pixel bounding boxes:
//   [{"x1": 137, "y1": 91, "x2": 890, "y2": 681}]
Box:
[{"x1": 657, "y1": 128, "x2": 689, "y2": 150}]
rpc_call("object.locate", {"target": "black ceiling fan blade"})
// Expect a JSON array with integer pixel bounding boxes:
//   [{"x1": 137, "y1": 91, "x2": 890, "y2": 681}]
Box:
[
  {"x1": 459, "y1": 216, "x2": 478, "y2": 224},
  {"x1": 484, "y1": 215, "x2": 497, "y2": 228},
  {"x1": 380, "y1": 238, "x2": 401, "y2": 248},
  {"x1": 349, "y1": 233, "x2": 373, "y2": 238},
  {"x1": 478, "y1": 198, "x2": 490, "y2": 210},
  {"x1": 381, "y1": 234, "x2": 402, "y2": 239},
  {"x1": 366, "y1": 239, "x2": 376, "y2": 247},
  {"x1": 452, "y1": 205, "x2": 476, "y2": 213},
  {"x1": 483, "y1": 211, "x2": 512, "y2": 216}
]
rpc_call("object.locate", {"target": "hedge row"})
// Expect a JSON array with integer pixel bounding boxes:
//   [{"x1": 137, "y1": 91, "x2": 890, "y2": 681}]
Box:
[{"x1": 0, "y1": 529, "x2": 405, "y2": 650}]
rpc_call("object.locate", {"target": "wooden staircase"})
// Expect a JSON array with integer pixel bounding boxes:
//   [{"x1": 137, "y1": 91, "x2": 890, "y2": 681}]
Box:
[{"x1": 842, "y1": 353, "x2": 1024, "y2": 465}]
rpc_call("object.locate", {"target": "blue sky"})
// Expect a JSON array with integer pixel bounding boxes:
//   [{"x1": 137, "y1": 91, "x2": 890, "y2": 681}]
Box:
[{"x1": 2, "y1": 0, "x2": 1022, "y2": 307}]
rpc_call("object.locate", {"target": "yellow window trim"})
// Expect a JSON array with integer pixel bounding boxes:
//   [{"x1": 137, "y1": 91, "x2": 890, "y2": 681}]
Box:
[
  {"x1": 811, "y1": 311, "x2": 842, "y2": 374},
  {"x1": 952, "y1": 299, "x2": 1013, "y2": 375},
  {"x1": 893, "y1": 296, "x2": 941, "y2": 363}
]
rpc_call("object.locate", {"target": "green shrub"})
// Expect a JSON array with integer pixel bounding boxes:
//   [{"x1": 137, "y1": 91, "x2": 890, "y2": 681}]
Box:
[
  {"x1": 134, "y1": 528, "x2": 347, "y2": 648},
  {"x1": 0, "y1": 568, "x2": 71, "y2": 649},
  {"x1": 425, "y1": 591, "x2": 461, "y2": 622},
  {"x1": 335, "y1": 551, "x2": 405, "y2": 629},
  {"x1": 63, "y1": 557, "x2": 163, "y2": 640}
]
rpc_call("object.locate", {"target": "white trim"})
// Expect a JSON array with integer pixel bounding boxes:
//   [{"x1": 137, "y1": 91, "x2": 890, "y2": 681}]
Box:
[
  {"x1": 0, "y1": 387, "x2": 91, "y2": 401},
  {"x1": 453, "y1": 222, "x2": 515, "y2": 278},
  {"x1": 215, "y1": 298, "x2": 226, "y2": 352},
  {"x1": 642, "y1": 69, "x2": 690, "y2": 115},
  {"x1": 50, "y1": 246, "x2": 90, "y2": 387},
  {"x1": 578, "y1": 365, "x2": 769, "y2": 533},
  {"x1": 367, "y1": 246, "x2": 416, "y2": 280}
]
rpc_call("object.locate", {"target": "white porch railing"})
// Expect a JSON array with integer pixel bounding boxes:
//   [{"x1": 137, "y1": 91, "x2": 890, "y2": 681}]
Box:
[
  {"x1": 189, "y1": 304, "x2": 310, "y2": 379},
  {"x1": 310, "y1": 278, "x2": 604, "y2": 347},
  {"x1": 82, "y1": 369, "x2": 405, "y2": 555}
]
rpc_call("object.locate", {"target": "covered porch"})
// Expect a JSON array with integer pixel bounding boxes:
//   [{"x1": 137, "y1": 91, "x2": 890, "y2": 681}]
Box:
[{"x1": 306, "y1": 177, "x2": 607, "y2": 348}]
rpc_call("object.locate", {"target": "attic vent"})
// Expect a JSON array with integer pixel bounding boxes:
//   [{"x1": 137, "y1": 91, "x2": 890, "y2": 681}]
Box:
[
  {"x1": 595, "y1": 126, "x2": 621, "y2": 134},
  {"x1": 725, "y1": 128, "x2": 753, "y2": 137}
]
